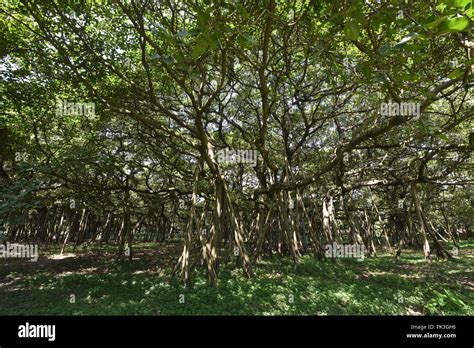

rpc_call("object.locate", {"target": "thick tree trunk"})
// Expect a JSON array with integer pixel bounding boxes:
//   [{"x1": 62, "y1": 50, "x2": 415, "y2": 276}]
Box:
[
  {"x1": 179, "y1": 157, "x2": 203, "y2": 286},
  {"x1": 411, "y1": 183, "x2": 431, "y2": 261}
]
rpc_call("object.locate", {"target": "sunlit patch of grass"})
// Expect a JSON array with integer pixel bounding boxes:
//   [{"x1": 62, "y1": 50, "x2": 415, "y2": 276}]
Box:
[{"x1": 47, "y1": 253, "x2": 76, "y2": 260}]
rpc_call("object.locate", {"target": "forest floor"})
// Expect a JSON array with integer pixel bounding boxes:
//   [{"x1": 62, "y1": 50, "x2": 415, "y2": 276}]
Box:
[{"x1": 0, "y1": 238, "x2": 472, "y2": 315}]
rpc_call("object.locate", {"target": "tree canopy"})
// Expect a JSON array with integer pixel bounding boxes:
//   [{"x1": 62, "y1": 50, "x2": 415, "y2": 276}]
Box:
[{"x1": 1, "y1": 0, "x2": 473, "y2": 287}]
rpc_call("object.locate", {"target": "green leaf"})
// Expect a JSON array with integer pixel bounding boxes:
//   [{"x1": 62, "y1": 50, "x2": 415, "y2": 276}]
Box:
[
  {"x1": 209, "y1": 38, "x2": 218, "y2": 51},
  {"x1": 197, "y1": 9, "x2": 211, "y2": 29},
  {"x1": 452, "y1": 0, "x2": 471, "y2": 10},
  {"x1": 438, "y1": 17, "x2": 470, "y2": 33},
  {"x1": 467, "y1": 8, "x2": 474, "y2": 19},
  {"x1": 447, "y1": 67, "x2": 465, "y2": 79},
  {"x1": 191, "y1": 37, "x2": 209, "y2": 59},
  {"x1": 435, "y1": 133, "x2": 450, "y2": 141},
  {"x1": 464, "y1": 58, "x2": 474, "y2": 66},
  {"x1": 425, "y1": 16, "x2": 447, "y2": 30},
  {"x1": 344, "y1": 22, "x2": 360, "y2": 41},
  {"x1": 436, "y1": 3, "x2": 448, "y2": 12}
]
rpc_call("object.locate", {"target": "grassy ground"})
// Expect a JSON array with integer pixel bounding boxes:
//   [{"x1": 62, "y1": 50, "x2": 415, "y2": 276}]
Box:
[{"x1": 0, "y1": 239, "x2": 472, "y2": 315}]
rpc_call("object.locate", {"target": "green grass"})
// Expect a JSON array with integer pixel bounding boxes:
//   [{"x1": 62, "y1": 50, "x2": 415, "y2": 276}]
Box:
[{"x1": 0, "y1": 239, "x2": 472, "y2": 315}]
